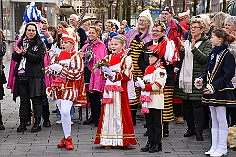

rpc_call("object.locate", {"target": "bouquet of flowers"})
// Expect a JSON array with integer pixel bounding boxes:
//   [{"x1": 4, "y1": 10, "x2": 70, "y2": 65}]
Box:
[{"x1": 93, "y1": 59, "x2": 110, "y2": 72}]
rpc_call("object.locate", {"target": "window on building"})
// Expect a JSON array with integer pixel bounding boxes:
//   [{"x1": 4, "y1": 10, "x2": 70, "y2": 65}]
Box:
[{"x1": 76, "y1": 6, "x2": 82, "y2": 14}]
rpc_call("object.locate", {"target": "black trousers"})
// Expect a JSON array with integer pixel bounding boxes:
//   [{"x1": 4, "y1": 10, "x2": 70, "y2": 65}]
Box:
[
  {"x1": 145, "y1": 108, "x2": 162, "y2": 145},
  {"x1": 42, "y1": 95, "x2": 50, "y2": 120},
  {"x1": 26, "y1": 96, "x2": 50, "y2": 120},
  {"x1": 89, "y1": 91, "x2": 101, "y2": 122},
  {"x1": 203, "y1": 105, "x2": 210, "y2": 127},
  {"x1": 183, "y1": 100, "x2": 204, "y2": 133},
  {"x1": 18, "y1": 82, "x2": 42, "y2": 118},
  {"x1": 173, "y1": 104, "x2": 184, "y2": 117}
]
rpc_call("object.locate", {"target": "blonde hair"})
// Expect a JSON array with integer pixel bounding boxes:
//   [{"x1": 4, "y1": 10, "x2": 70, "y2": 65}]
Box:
[
  {"x1": 211, "y1": 12, "x2": 227, "y2": 29},
  {"x1": 111, "y1": 35, "x2": 126, "y2": 45},
  {"x1": 190, "y1": 17, "x2": 207, "y2": 29},
  {"x1": 197, "y1": 14, "x2": 211, "y2": 25},
  {"x1": 90, "y1": 26, "x2": 102, "y2": 40}
]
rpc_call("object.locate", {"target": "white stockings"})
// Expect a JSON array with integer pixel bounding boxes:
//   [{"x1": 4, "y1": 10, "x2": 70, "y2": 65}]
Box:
[
  {"x1": 209, "y1": 106, "x2": 228, "y2": 154},
  {"x1": 56, "y1": 99, "x2": 73, "y2": 138}
]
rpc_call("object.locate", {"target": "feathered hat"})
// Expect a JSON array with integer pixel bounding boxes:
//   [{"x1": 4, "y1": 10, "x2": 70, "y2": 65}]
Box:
[
  {"x1": 61, "y1": 26, "x2": 79, "y2": 44},
  {"x1": 23, "y1": 1, "x2": 42, "y2": 23},
  {"x1": 146, "y1": 43, "x2": 165, "y2": 59}
]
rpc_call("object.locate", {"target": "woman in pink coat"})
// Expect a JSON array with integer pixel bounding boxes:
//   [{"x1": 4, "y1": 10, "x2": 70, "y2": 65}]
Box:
[{"x1": 81, "y1": 26, "x2": 107, "y2": 126}]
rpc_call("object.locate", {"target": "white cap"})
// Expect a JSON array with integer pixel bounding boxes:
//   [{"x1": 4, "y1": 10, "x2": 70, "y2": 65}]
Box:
[
  {"x1": 139, "y1": 9, "x2": 154, "y2": 32},
  {"x1": 178, "y1": 10, "x2": 190, "y2": 19}
]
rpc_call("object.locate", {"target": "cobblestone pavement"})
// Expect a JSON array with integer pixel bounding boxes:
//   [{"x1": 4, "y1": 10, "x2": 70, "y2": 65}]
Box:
[{"x1": 0, "y1": 59, "x2": 235, "y2": 157}]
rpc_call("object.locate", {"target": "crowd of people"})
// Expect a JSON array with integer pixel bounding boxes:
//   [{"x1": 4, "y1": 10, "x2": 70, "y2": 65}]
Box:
[{"x1": 0, "y1": 2, "x2": 236, "y2": 157}]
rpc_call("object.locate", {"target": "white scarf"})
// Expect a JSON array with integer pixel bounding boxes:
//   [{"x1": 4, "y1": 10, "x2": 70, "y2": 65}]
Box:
[
  {"x1": 18, "y1": 38, "x2": 31, "y2": 71},
  {"x1": 179, "y1": 40, "x2": 202, "y2": 93}
]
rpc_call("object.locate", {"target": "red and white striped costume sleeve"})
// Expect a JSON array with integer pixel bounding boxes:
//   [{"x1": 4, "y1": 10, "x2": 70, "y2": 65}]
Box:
[{"x1": 60, "y1": 52, "x2": 83, "y2": 80}]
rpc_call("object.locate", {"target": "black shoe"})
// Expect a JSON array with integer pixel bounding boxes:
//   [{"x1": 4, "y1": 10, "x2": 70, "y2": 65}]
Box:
[
  {"x1": 0, "y1": 124, "x2": 5, "y2": 130},
  {"x1": 196, "y1": 132, "x2": 204, "y2": 141},
  {"x1": 52, "y1": 109, "x2": 57, "y2": 113},
  {"x1": 94, "y1": 121, "x2": 99, "y2": 127},
  {"x1": 31, "y1": 118, "x2": 41, "y2": 133},
  {"x1": 184, "y1": 130, "x2": 196, "y2": 137},
  {"x1": 0, "y1": 120, "x2": 5, "y2": 130},
  {"x1": 141, "y1": 143, "x2": 153, "y2": 152},
  {"x1": 17, "y1": 125, "x2": 27, "y2": 132},
  {"x1": 17, "y1": 117, "x2": 27, "y2": 132},
  {"x1": 31, "y1": 123, "x2": 41, "y2": 132},
  {"x1": 31, "y1": 125, "x2": 41, "y2": 132},
  {"x1": 43, "y1": 121, "x2": 51, "y2": 127},
  {"x1": 149, "y1": 144, "x2": 159, "y2": 153},
  {"x1": 83, "y1": 118, "x2": 94, "y2": 125},
  {"x1": 163, "y1": 131, "x2": 169, "y2": 137},
  {"x1": 143, "y1": 131, "x2": 148, "y2": 136}
]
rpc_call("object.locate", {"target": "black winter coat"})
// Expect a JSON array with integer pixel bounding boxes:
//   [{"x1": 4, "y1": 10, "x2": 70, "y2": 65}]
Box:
[{"x1": 12, "y1": 39, "x2": 46, "y2": 79}]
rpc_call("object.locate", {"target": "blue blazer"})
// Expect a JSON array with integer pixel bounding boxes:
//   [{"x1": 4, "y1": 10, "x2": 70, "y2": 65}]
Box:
[{"x1": 201, "y1": 49, "x2": 236, "y2": 107}]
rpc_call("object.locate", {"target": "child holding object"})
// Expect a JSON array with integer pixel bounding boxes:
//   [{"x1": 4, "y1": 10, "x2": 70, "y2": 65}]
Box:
[
  {"x1": 195, "y1": 29, "x2": 236, "y2": 157},
  {"x1": 94, "y1": 35, "x2": 137, "y2": 149},
  {"x1": 136, "y1": 45, "x2": 167, "y2": 153}
]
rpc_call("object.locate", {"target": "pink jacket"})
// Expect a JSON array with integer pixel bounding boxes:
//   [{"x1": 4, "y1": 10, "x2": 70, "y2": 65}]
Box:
[
  {"x1": 82, "y1": 40, "x2": 107, "y2": 93},
  {"x1": 7, "y1": 38, "x2": 51, "y2": 93},
  {"x1": 125, "y1": 29, "x2": 152, "y2": 49},
  {"x1": 7, "y1": 38, "x2": 21, "y2": 93}
]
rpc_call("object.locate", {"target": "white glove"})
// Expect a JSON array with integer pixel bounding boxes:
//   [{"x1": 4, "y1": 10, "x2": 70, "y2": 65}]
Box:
[
  {"x1": 135, "y1": 77, "x2": 145, "y2": 89},
  {"x1": 174, "y1": 67, "x2": 179, "y2": 73},
  {"x1": 101, "y1": 66, "x2": 112, "y2": 73},
  {"x1": 106, "y1": 71, "x2": 115, "y2": 77},
  {"x1": 206, "y1": 84, "x2": 214, "y2": 94},
  {"x1": 50, "y1": 64, "x2": 63, "y2": 73},
  {"x1": 194, "y1": 78, "x2": 203, "y2": 89}
]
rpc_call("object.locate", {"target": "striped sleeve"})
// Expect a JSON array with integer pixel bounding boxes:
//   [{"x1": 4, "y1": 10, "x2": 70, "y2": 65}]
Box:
[
  {"x1": 45, "y1": 54, "x2": 58, "y2": 75},
  {"x1": 60, "y1": 54, "x2": 83, "y2": 80}
]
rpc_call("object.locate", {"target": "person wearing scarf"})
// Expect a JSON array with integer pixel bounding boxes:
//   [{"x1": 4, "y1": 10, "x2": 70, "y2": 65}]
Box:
[
  {"x1": 195, "y1": 29, "x2": 236, "y2": 157},
  {"x1": 175, "y1": 18, "x2": 212, "y2": 141},
  {"x1": 45, "y1": 26, "x2": 87, "y2": 150},
  {"x1": 12, "y1": 22, "x2": 46, "y2": 133},
  {"x1": 81, "y1": 26, "x2": 107, "y2": 126}
]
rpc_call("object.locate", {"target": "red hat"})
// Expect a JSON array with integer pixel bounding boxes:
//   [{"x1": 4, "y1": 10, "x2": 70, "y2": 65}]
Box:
[
  {"x1": 61, "y1": 26, "x2": 78, "y2": 44},
  {"x1": 146, "y1": 40, "x2": 167, "y2": 58}
]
